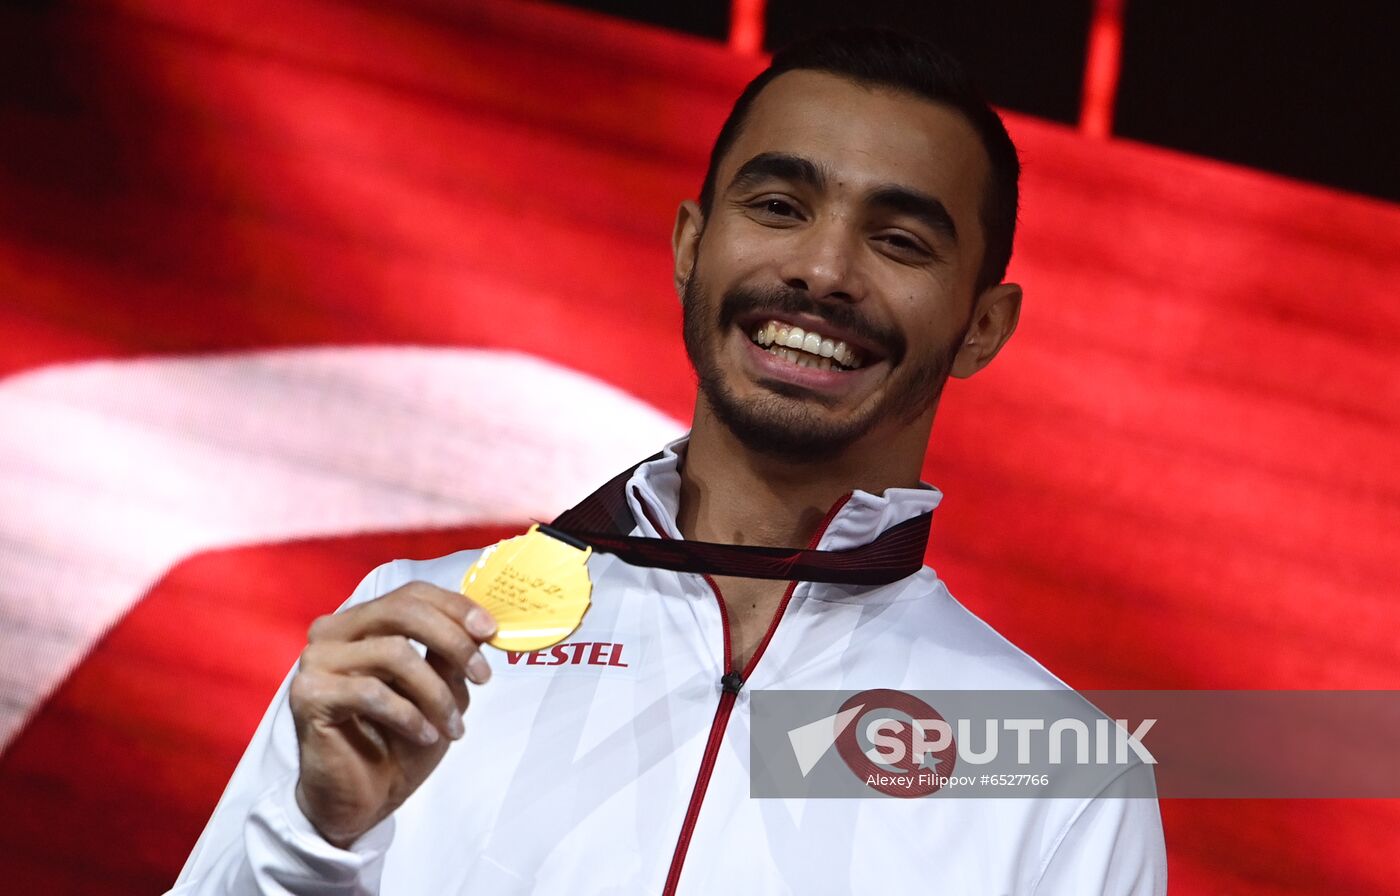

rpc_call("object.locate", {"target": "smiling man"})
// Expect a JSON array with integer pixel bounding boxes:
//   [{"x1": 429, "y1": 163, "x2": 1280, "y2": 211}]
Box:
[
  {"x1": 673, "y1": 54, "x2": 1026, "y2": 672},
  {"x1": 172, "y1": 28, "x2": 1166, "y2": 896}
]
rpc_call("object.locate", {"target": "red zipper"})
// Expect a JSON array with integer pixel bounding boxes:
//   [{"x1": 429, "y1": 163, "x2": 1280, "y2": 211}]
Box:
[{"x1": 660, "y1": 493, "x2": 852, "y2": 895}]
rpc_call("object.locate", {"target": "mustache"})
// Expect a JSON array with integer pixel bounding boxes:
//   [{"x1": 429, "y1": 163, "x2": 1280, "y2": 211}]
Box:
[{"x1": 716, "y1": 284, "x2": 905, "y2": 363}]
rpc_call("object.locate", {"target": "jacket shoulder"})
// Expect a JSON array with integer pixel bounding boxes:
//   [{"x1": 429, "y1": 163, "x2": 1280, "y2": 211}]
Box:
[{"x1": 885, "y1": 567, "x2": 1074, "y2": 691}]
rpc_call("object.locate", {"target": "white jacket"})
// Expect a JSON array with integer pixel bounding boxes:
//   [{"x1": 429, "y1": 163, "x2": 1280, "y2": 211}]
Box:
[{"x1": 171, "y1": 441, "x2": 1167, "y2": 895}]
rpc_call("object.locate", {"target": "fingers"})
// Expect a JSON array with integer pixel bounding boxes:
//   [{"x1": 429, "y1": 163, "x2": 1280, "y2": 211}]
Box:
[
  {"x1": 293, "y1": 580, "x2": 497, "y2": 749},
  {"x1": 292, "y1": 669, "x2": 443, "y2": 747},
  {"x1": 428, "y1": 650, "x2": 470, "y2": 715},
  {"x1": 327, "y1": 580, "x2": 496, "y2": 640},
  {"x1": 307, "y1": 581, "x2": 497, "y2": 683},
  {"x1": 302, "y1": 637, "x2": 466, "y2": 739}
]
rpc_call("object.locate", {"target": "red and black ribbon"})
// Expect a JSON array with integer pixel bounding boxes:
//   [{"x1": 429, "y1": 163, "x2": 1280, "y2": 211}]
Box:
[{"x1": 545, "y1": 454, "x2": 931, "y2": 586}]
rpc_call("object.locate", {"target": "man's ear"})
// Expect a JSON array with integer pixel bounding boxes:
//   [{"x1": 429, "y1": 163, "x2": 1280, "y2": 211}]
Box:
[
  {"x1": 950, "y1": 282, "x2": 1022, "y2": 378},
  {"x1": 672, "y1": 199, "x2": 704, "y2": 297}
]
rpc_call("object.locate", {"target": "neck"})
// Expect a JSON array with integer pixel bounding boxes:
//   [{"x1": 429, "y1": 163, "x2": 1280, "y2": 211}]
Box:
[{"x1": 677, "y1": 400, "x2": 932, "y2": 548}]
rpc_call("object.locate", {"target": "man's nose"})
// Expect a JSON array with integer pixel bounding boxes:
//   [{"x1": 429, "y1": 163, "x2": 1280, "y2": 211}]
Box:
[{"x1": 778, "y1": 216, "x2": 866, "y2": 303}]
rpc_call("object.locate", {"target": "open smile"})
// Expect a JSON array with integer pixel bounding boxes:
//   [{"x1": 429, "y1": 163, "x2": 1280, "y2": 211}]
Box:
[
  {"x1": 730, "y1": 314, "x2": 891, "y2": 402},
  {"x1": 748, "y1": 319, "x2": 867, "y2": 372}
]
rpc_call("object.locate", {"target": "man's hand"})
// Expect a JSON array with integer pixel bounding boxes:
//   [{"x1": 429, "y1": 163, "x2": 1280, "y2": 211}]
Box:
[{"x1": 288, "y1": 581, "x2": 497, "y2": 848}]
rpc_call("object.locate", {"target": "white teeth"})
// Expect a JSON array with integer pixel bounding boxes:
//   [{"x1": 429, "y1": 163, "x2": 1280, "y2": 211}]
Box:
[
  {"x1": 750, "y1": 319, "x2": 866, "y2": 370},
  {"x1": 765, "y1": 343, "x2": 838, "y2": 371},
  {"x1": 832, "y1": 341, "x2": 863, "y2": 368}
]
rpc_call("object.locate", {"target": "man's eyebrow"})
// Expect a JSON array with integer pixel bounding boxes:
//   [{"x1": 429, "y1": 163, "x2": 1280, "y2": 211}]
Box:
[
  {"x1": 727, "y1": 152, "x2": 827, "y2": 195},
  {"x1": 727, "y1": 154, "x2": 959, "y2": 244},
  {"x1": 866, "y1": 185, "x2": 959, "y2": 245}
]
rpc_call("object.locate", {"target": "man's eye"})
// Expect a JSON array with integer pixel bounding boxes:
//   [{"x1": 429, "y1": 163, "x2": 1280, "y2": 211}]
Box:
[
  {"x1": 876, "y1": 233, "x2": 932, "y2": 257},
  {"x1": 754, "y1": 198, "x2": 798, "y2": 217}
]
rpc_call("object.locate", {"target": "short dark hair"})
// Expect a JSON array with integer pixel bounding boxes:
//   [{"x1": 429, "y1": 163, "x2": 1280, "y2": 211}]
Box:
[{"x1": 698, "y1": 28, "x2": 1020, "y2": 294}]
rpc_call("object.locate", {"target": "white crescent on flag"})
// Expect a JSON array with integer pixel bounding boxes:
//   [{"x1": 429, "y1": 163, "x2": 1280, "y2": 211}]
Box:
[{"x1": 0, "y1": 346, "x2": 683, "y2": 750}]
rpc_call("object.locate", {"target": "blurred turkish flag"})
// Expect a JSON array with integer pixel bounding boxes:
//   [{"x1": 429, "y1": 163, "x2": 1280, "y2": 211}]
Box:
[{"x1": 0, "y1": 1, "x2": 1396, "y2": 893}]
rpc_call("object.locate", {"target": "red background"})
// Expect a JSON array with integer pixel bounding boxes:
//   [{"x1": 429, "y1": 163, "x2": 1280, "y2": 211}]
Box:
[{"x1": 1, "y1": 0, "x2": 1397, "y2": 891}]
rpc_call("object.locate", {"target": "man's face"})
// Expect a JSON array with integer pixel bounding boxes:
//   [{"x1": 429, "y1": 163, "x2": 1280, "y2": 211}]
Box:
[{"x1": 677, "y1": 70, "x2": 998, "y2": 461}]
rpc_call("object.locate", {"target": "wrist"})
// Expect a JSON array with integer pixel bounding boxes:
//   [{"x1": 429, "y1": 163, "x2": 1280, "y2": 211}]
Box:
[{"x1": 293, "y1": 778, "x2": 371, "y2": 850}]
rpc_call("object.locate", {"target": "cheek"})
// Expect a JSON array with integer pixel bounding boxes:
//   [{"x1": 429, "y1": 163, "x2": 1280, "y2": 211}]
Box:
[
  {"x1": 947, "y1": 229, "x2": 987, "y2": 296},
  {"x1": 704, "y1": 218, "x2": 779, "y2": 278},
  {"x1": 889, "y1": 283, "x2": 968, "y2": 342}
]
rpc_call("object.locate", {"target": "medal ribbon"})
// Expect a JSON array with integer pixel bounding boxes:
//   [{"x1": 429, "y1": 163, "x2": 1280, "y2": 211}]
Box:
[{"x1": 546, "y1": 454, "x2": 932, "y2": 586}]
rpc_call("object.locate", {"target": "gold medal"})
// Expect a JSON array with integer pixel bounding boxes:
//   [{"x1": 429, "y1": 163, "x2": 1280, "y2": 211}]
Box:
[{"x1": 461, "y1": 524, "x2": 593, "y2": 652}]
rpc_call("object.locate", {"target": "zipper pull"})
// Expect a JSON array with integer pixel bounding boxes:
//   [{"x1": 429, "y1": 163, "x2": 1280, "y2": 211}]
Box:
[{"x1": 720, "y1": 670, "x2": 744, "y2": 695}]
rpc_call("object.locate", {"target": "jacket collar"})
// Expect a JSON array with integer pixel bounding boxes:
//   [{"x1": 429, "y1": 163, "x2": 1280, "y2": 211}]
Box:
[{"x1": 623, "y1": 435, "x2": 941, "y2": 551}]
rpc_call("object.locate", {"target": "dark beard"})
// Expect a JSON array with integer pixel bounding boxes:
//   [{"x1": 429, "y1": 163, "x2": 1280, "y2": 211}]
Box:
[{"x1": 681, "y1": 274, "x2": 963, "y2": 462}]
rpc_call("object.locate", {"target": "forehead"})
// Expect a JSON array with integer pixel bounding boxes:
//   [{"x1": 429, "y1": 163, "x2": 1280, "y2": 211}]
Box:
[{"x1": 722, "y1": 69, "x2": 989, "y2": 224}]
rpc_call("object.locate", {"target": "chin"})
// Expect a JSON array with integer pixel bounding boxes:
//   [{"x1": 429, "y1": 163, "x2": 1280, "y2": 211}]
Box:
[{"x1": 705, "y1": 387, "x2": 875, "y2": 463}]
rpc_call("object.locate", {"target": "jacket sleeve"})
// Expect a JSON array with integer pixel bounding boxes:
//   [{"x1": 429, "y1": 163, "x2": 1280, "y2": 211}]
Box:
[
  {"x1": 166, "y1": 563, "x2": 400, "y2": 896},
  {"x1": 1032, "y1": 762, "x2": 1169, "y2": 896}
]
